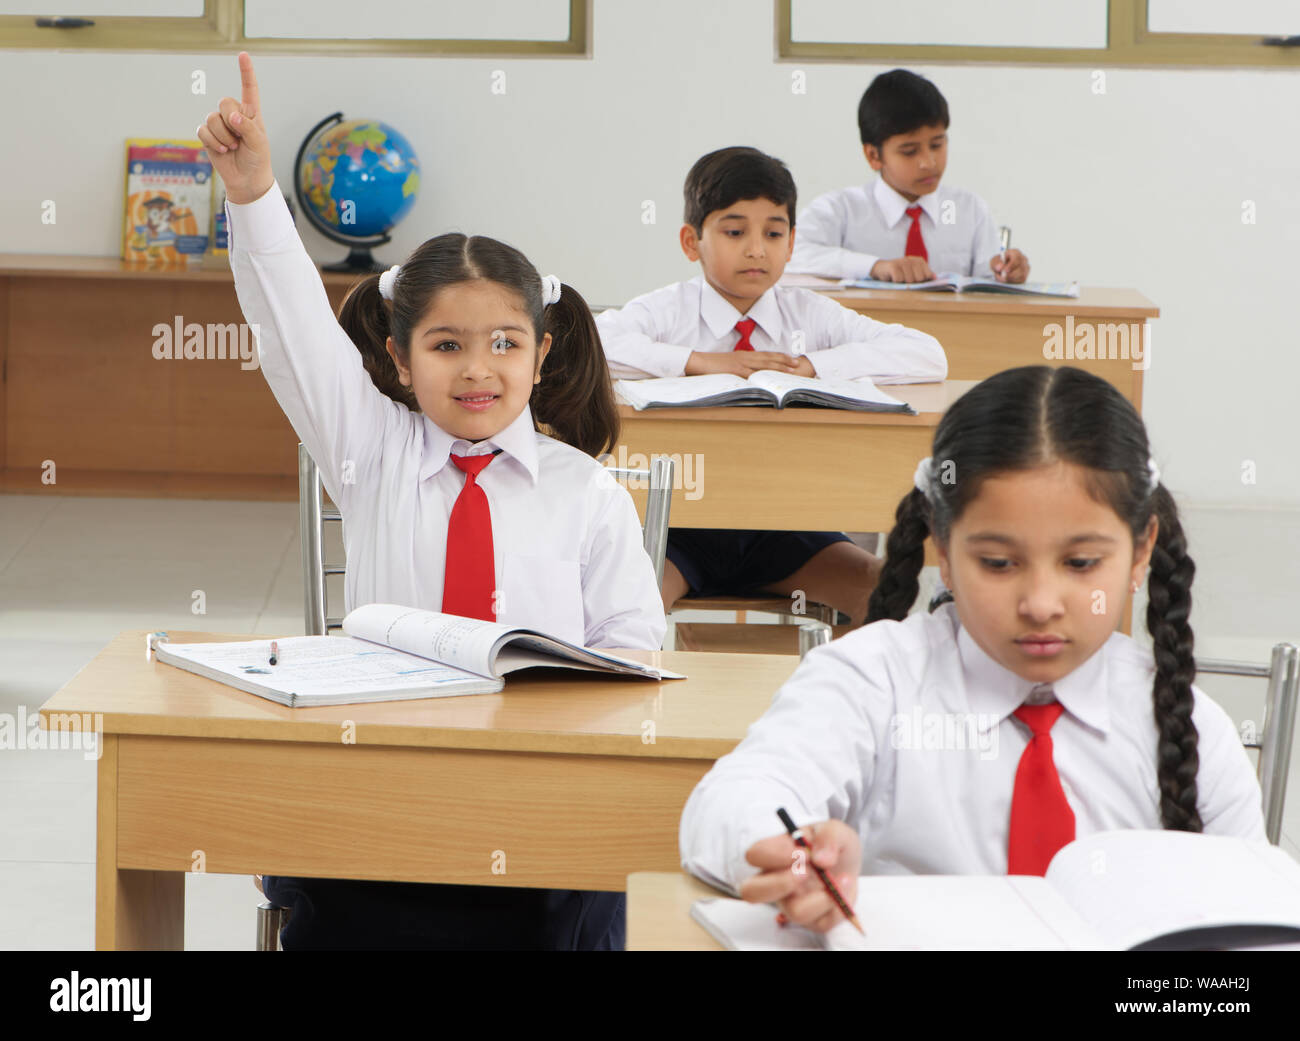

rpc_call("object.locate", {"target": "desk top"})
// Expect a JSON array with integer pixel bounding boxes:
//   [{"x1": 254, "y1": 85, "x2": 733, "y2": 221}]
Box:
[
  {"x1": 780, "y1": 273, "x2": 1158, "y2": 318},
  {"x1": 626, "y1": 872, "x2": 729, "y2": 950},
  {"x1": 617, "y1": 379, "x2": 974, "y2": 427},
  {"x1": 0, "y1": 251, "x2": 365, "y2": 287},
  {"x1": 40, "y1": 630, "x2": 798, "y2": 757}
]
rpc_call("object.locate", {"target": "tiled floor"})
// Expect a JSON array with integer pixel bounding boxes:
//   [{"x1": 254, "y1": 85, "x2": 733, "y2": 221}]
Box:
[{"x1": 1, "y1": 493, "x2": 1297, "y2": 949}]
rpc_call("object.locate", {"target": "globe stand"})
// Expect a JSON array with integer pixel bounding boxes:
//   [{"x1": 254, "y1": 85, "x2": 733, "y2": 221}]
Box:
[{"x1": 321, "y1": 245, "x2": 386, "y2": 273}]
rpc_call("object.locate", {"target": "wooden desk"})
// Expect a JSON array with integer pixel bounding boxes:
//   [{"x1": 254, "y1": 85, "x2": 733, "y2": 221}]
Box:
[
  {"x1": 0, "y1": 253, "x2": 361, "y2": 499},
  {"x1": 782, "y1": 275, "x2": 1156, "y2": 411},
  {"x1": 40, "y1": 629, "x2": 798, "y2": 950},
  {"x1": 615, "y1": 380, "x2": 974, "y2": 531},
  {"x1": 626, "y1": 872, "x2": 729, "y2": 950}
]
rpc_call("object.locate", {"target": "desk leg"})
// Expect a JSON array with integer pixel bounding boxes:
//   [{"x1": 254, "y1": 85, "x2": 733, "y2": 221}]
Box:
[{"x1": 95, "y1": 735, "x2": 184, "y2": 950}]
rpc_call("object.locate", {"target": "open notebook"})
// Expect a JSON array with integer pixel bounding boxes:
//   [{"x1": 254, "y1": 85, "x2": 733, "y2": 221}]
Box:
[
  {"x1": 614, "y1": 371, "x2": 914, "y2": 413},
  {"x1": 690, "y1": 831, "x2": 1300, "y2": 951},
  {"x1": 841, "y1": 274, "x2": 1080, "y2": 297},
  {"x1": 152, "y1": 603, "x2": 684, "y2": 707}
]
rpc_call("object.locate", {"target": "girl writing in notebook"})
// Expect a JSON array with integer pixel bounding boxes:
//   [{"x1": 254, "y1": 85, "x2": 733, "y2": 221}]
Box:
[
  {"x1": 200, "y1": 53, "x2": 664, "y2": 950},
  {"x1": 679, "y1": 365, "x2": 1265, "y2": 933}
]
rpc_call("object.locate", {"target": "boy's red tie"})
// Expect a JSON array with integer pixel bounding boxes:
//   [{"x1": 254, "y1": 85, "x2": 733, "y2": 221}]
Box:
[
  {"x1": 904, "y1": 205, "x2": 928, "y2": 262},
  {"x1": 1007, "y1": 700, "x2": 1076, "y2": 875},
  {"x1": 732, "y1": 317, "x2": 757, "y2": 351},
  {"x1": 442, "y1": 452, "x2": 498, "y2": 621}
]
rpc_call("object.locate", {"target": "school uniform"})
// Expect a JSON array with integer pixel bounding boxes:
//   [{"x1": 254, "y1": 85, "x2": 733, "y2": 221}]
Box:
[
  {"x1": 787, "y1": 178, "x2": 1001, "y2": 281},
  {"x1": 227, "y1": 182, "x2": 666, "y2": 949},
  {"x1": 680, "y1": 602, "x2": 1266, "y2": 894},
  {"x1": 596, "y1": 276, "x2": 947, "y2": 597}
]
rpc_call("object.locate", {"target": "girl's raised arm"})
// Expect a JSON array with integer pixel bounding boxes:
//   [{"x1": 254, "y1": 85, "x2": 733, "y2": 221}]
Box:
[{"x1": 199, "y1": 53, "x2": 402, "y2": 507}]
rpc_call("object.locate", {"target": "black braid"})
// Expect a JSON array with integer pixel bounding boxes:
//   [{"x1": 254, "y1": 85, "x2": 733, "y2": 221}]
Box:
[
  {"x1": 1146, "y1": 485, "x2": 1202, "y2": 831},
  {"x1": 865, "y1": 488, "x2": 931, "y2": 623}
]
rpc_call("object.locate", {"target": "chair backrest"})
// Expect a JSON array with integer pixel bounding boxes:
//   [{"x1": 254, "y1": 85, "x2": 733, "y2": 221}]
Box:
[
  {"x1": 603, "y1": 455, "x2": 674, "y2": 591},
  {"x1": 298, "y1": 445, "x2": 676, "y2": 636},
  {"x1": 299, "y1": 444, "x2": 343, "y2": 636},
  {"x1": 1196, "y1": 644, "x2": 1299, "y2": 846}
]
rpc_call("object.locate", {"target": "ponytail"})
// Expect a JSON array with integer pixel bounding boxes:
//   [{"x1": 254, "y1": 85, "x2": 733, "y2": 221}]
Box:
[
  {"x1": 336, "y1": 273, "x2": 419, "y2": 411},
  {"x1": 1146, "y1": 483, "x2": 1202, "y2": 832},
  {"x1": 532, "y1": 283, "x2": 620, "y2": 458}
]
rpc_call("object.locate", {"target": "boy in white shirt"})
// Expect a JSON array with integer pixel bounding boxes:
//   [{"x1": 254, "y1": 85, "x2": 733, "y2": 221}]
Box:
[
  {"x1": 788, "y1": 69, "x2": 1031, "y2": 284},
  {"x1": 597, "y1": 146, "x2": 947, "y2": 625}
]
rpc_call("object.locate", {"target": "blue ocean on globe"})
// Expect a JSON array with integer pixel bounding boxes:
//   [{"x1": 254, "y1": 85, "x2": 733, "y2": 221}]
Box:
[{"x1": 297, "y1": 118, "x2": 421, "y2": 239}]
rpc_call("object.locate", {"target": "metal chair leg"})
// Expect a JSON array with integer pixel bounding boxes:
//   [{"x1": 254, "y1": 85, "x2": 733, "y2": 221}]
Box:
[{"x1": 256, "y1": 901, "x2": 291, "y2": 951}]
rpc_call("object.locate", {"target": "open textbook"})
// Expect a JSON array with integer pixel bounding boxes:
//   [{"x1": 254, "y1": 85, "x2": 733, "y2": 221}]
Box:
[
  {"x1": 690, "y1": 830, "x2": 1300, "y2": 951},
  {"x1": 153, "y1": 603, "x2": 684, "y2": 707},
  {"x1": 614, "y1": 371, "x2": 915, "y2": 413},
  {"x1": 841, "y1": 274, "x2": 1080, "y2": 297}
]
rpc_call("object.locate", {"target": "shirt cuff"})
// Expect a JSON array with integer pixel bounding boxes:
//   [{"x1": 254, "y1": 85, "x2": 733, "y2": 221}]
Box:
[
  {"x1": 850, "y1": 253, "x2": 880, "y2": 280},
  {"x1": 660, "y1": 343, "x2": 697, "y2": 377},
  {"x1": 224, "y1": 179, "x2": 295, "y2": 253},
  {"x1": 806, "y1": 347, "x2": 847, "y2": 382}
]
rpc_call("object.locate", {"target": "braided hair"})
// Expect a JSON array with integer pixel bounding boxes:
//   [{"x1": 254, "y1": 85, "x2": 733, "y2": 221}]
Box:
[{"x1": 866, "y1": 365, "x2": 1201, "y2": 832}]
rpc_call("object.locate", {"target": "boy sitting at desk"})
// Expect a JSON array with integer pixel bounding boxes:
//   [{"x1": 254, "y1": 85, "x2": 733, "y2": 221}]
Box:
[
  {"x1": 787, "y1": 68, "x2": 1031, "y2": 284},
  {"x1": 596, "y1": 146, "x2": 946, "y2": 625}
]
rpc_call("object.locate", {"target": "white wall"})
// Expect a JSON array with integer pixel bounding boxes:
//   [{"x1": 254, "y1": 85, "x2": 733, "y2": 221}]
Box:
[{"x1": 2, "y1": 0, "x2": 1297, "y2": 508}]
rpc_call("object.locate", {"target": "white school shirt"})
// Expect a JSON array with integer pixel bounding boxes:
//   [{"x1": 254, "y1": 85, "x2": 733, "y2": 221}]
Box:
[
  {"x1": 226, "y1": 181, "x2": 666, "y2": 652},
  {"x1": 787, "y1": 178, "x2": 1001, "y2": 281},
  {"x1": 594, "y1": 275, "x2": 947, "y2": 383},
  {"x1": 679, "y1": 603, "x2": 1265, "y2": 894}
]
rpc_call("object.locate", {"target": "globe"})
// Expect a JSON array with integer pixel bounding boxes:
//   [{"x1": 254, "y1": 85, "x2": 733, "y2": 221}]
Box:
[{"x1": 293, "y1": 113, "x2": 421, "y2": 271}]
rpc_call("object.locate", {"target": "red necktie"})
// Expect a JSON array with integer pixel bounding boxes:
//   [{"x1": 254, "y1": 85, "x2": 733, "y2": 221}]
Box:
[
  {"x1": 904, "y1": 205, "x2": 928, "y2": 262},
  {"x1": 442, "y1": 452, "x2": 497, "y2": 621},
  {"x1": 732, "y1": 317, "x2": 757, "y2": 351},
  {"x1": 1007, "y1": 701, "x2": 1076, "y2": 876}
]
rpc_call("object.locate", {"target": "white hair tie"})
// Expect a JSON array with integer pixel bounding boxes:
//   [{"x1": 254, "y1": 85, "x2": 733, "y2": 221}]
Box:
[
  {"x1": 913, "y1": 456, "x2": 935, "y2": 500},
  {"x1": 541, "y1": 274, "x2": 562, "y2": 307},
  {"x1": 378, "y1": 264, "x2": 401, "y2": 301},
  {"x1": 1147, "y1": 457, "x2": 1161, "y2": 493}
]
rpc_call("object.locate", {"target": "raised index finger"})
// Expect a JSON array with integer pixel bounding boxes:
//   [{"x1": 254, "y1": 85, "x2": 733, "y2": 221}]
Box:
[{"x1": 238, "y1": 50, "x2": 260, "y2": 116}]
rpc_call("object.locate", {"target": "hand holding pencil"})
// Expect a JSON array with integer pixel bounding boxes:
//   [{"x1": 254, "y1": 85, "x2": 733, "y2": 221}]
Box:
[{"x1": 740, "y1": 813, "x2": 862, "y2": 934}]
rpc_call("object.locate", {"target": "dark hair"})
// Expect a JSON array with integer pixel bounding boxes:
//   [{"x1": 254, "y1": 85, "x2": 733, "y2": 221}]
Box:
[
  {"x1": 336, "y1": 234, "x2": 620, "y2": 458},
  {"x1": 683, "y1": 146, "x2": 797, "y2": 234},
  {"x1": 858, "y1": 69, "x2": 950, "y2": 148},
  {"x1": 867, "y1": 366, "x2": 1201, "y2": 833}
]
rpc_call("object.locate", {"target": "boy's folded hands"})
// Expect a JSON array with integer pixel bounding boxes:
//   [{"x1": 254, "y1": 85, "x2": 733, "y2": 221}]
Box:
[
  {"x1": 870, "y1": 256, "x2": 937, "y2": 283},
  {"x1": 685, "y1": 349, "x2": 812, "y2": 378}
]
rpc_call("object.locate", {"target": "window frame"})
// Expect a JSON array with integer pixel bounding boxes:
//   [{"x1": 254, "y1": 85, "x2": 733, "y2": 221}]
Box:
[{"x1": 0, "y1": 0, "x2": 591, "y2": 57}]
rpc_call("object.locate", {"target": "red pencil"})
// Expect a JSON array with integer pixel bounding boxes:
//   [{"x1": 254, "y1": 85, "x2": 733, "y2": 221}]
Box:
[{"x1": 776, "y1": 807, "x2": 864, "y2": 935}]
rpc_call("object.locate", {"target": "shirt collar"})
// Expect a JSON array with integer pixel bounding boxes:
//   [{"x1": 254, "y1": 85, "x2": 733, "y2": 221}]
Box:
[
  {"x1": 697, "y1": 275, "x2": 784, "y2": 343},
  {"x1": 419, "y1": 403, "x2": 540, "y2": 485},
  {"x1": 946, "y1": 605, "x2": 1111, "y2": 735},
  {"x1": 873, "y1": 176, "x2": 940, "y2": 229}
]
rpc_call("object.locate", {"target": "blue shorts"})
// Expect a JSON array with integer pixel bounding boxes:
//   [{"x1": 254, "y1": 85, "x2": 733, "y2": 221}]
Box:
[
  {"x1": 262, "y1": 876, "x2": 624, "y2": 951},
  {"x1": 666, "y1": 528, "x2": 852, "y2": 599}
]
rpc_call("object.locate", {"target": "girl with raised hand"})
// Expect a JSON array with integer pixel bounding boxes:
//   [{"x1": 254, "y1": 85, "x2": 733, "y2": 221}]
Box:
[{"x1": 200, "y1": 52, "x2": 664, "y2": 949}]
